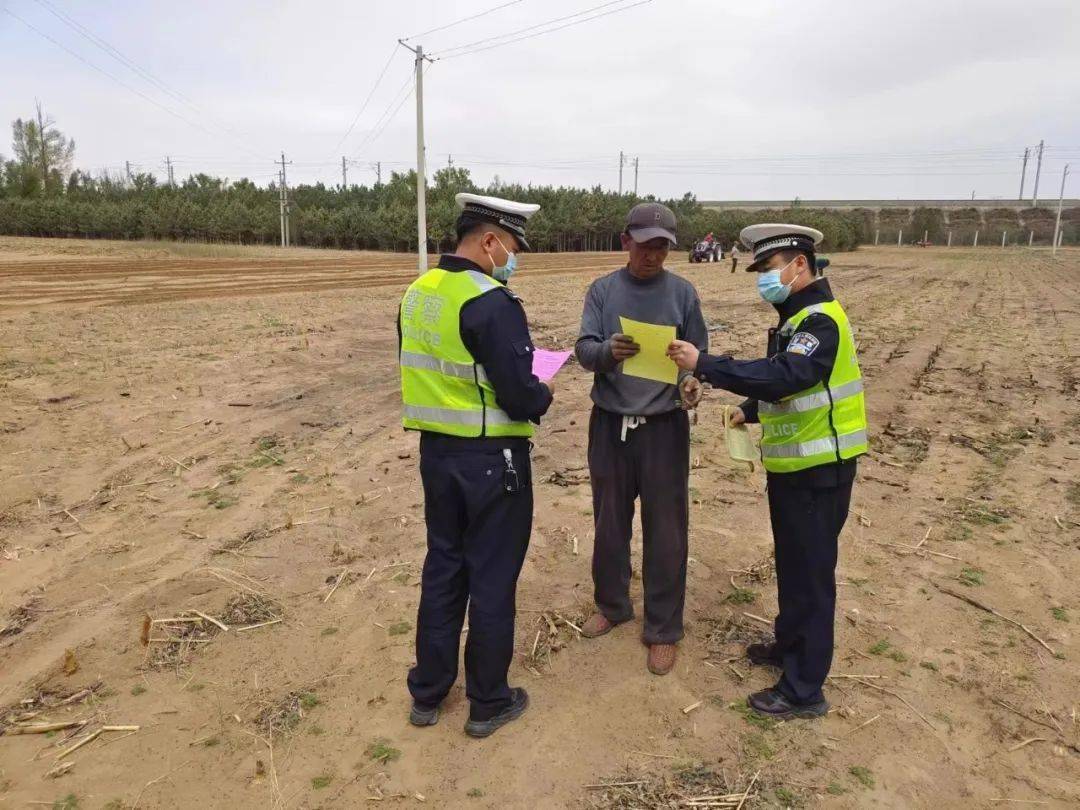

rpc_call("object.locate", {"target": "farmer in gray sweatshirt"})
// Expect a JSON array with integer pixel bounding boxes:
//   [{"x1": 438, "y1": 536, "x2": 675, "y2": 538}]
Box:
[{"x1": 574, "y1": 203, "x2": 709, "y2": 676}]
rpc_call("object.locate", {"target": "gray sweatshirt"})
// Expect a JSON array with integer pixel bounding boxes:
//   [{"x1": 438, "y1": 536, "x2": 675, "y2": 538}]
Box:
[{"x1": 575, "y1": 266, "x2": 709, "y2": 416}]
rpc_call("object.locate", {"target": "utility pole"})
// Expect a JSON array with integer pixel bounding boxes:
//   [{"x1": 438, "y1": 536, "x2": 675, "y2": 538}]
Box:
[
  {"x1": 398, "y1": 40, "x2": 434, "y2": 273},
  {"x1": 165, "y1": 156, "x2": 175, "y2": 187},
  {"x1": 125, "y1": 160, "x2": 132, "y2": 184},
  {"x1": 1032, "y1": 139, "x2": 1044, "y2": 207},
  {"x1": 1018, "y1": 147, "x2": 1029, "y2": 200},
  {"x1": 371, "y1": 161, "x2": 382, "y2": 185},
  {"x1": 1053, "y1": 163, "x2": 1070, "y2": 256},
  {"x1": 633, "y1": 156, "x2": 639, "y2": 196},
  {"x1": 618, "y1": 150, "x2": 625, "y2": 195},
  {"x1": 341, "y1": 156, "x2": 348, "y2": 190},
  {"x1": 277, "y1": 152, "x2": 292, "y2": 248},
  {"x1": 448, "y1": 154, "x2": 454, "y2": 169}
]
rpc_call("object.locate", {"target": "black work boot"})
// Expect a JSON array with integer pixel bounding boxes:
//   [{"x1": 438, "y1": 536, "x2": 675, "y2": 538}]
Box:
[
  {"x1": 748, "y1": 687, "x2": 829, "y2": 719},
  {"x1": 409, "y1": 702, "x2": 439, "y2": 727},
  {"x1": 746, "y1": 641, "x2": 783, "y2": 668},
  {"x1": 464, "y1": 688, "x2": 529, "y2": 738}
]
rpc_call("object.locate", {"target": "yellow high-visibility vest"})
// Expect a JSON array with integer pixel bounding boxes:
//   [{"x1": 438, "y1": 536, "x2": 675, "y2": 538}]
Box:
[
  {"x1": 759, "y1": 299, "x2": 868, "y2": 473},
  {"x1": 399, "y1": 266, "x2": 533, "y2": 438}
]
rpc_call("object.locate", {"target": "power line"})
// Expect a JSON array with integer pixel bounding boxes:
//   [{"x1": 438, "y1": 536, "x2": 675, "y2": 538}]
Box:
[
  {"x1": 403, "y1": 0, "x2": 529, "y2": 41},
  {"x1": 27, "y1": 0, "x2": 262, "y2": 155},
  {"x1": 4, "y1": 7, "x2": 266, "y2": 161},
  {"x1": 430, "y1": 0, "x2": 651, "y2": 59},
  {"x1": 351, "y1": 69, "x2": 417, "y2": 158},
  {"x1": 327, "y1": 45, "x2": 400, "y2": 157}
]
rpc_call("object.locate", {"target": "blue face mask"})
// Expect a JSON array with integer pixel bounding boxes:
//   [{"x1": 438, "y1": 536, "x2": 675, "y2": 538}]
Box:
[
  {"x1": 488, "y1": 235, "x2": 517, "y2": 283},
  {"x1": 756, "y1": 257, "x2": 803, "y2": 304}
]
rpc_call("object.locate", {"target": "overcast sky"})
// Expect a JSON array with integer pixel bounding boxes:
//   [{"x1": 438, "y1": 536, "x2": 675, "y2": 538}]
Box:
[{"x1": 2, "y1": 0, "x2": 1079, "y2": 200}]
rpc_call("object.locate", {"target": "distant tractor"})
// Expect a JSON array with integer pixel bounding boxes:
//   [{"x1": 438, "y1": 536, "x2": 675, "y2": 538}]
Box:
[{"x1": 689, "y1": 239, "x2": 723, "y2": 263}]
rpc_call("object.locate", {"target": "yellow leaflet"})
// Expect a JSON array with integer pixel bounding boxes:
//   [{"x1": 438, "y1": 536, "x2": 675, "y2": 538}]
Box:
[{"x1": 618, "y1": 316, "x2": 678, "y2": 385}]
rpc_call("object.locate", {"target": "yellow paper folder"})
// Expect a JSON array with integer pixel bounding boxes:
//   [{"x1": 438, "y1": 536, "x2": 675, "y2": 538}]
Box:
[
  {"x1": 618, "y1": 316, "x2": 678, "y2": 385},
  {"x1": 724, "y1": 404, "x2": 759, "y2": 464}
]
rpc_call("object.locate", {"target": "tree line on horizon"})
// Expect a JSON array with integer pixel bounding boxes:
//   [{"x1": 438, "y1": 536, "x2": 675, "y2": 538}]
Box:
[{"x1": 1, "y1": 106, "x2": 1074, "y2": 252}]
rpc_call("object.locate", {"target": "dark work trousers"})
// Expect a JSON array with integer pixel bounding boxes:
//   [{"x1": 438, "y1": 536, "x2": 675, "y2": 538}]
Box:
[
  {"x1": 407, "y1": 434, "x2": 533, "y2": 721},
  {"x1": 588, "y1": 406, "x2": 690, "y2": 645},
  {"x1": 767, "y1": 472, "x2": 854, "y2": 704}
]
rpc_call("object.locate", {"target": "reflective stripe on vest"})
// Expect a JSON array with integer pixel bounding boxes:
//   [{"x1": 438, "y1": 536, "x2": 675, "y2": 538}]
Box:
[
  {"x1": 401, "y1": 404, "x2": 517, "y2": 427},
  {"x1": 779, "y1": 303, "x2": 828, "y2": 335},
  {"x1": 759, "y1": 378, "x2": 864, "y2": 416},
  {"x1": 761, "y1": 428, "x2": 868, "y2": 459},
  {"x1": 399, "y1": 351, "x2": 491, "y2": 386}
]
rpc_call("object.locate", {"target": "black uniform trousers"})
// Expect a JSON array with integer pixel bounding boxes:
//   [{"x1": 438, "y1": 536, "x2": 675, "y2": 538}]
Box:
[
  {"x1": 588, "y1": 406, "x2": 690, "y2": 645},
  {"x1": 407, "y1": 434, "x2": 532, "y2": 721},
  {"x1": 766, "y1": 471, "x2": 853, "y2": 704}
]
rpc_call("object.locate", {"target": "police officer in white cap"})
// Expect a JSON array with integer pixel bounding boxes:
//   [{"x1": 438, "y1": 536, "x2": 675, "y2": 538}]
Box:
[
  {"x1": 667, "y1": 224, "x2": 868, "y2": 719},
  {"x1": 399, "y1": 193, "x2": 553, "y2": 737}
]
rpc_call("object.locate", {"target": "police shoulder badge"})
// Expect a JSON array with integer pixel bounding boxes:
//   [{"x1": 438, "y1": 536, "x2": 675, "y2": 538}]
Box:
[{"x1": 787, "y1": 331, "x2": 820, "y2": 356}]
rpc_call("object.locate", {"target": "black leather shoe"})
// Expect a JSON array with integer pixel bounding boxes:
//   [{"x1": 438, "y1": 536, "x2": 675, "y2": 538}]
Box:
[
  {"x1": 409, "y1": 702, "x2": 439, "y2": 727},
  {"x1": 464, "y1": 688, "x2": 529, "y2": 738},
  {"x1": 746, "y1": 642, "x2": 782, "y2": 668},
  {"x1": 748, "y1": 687, "x2": 828, "y2": 719}
]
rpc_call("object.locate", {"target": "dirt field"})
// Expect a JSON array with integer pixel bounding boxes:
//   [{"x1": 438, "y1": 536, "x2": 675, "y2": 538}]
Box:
[{"x1": 1, "y1": 237, "x2": 1078, "y2": 809}]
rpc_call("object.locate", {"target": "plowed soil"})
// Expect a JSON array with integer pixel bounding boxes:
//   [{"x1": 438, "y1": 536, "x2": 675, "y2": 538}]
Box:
[{"x1": 1, "y1": 237, "x2": 1078, "y2": 809}]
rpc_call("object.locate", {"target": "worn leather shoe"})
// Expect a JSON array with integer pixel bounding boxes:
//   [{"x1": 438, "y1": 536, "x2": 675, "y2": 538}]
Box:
[
  {"x1": 748, "y1": 687, "x2": 828, "y2": 719},
  {"x1": 746, "y1": 641, "x2": 782, "y2": 668},
  {"x1": 409, "y1": 702, "x2": 439, "y2": 727},
  {"x1": 464, "y1": 688, "x2": 529, "y2": 738},
  {"x1": 647, "y1": 643, "x2": 677, "y2": 676},
  {"x1": 581, "y1": 613, "x2": 620, "y2": 638}
]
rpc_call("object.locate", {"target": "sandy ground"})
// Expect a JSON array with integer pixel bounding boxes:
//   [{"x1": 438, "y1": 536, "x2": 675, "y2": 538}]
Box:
[{"x1": 0, "y1": 237, "x2": 1078, "y2": 809}]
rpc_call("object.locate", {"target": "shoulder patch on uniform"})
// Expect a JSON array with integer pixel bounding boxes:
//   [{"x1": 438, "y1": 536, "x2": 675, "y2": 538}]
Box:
[
  {"x1": 787, "y1": 331, "x2": 820, "y2": 357},
  {"x1": 497, "y1": 286, "x2": 523, "y2": 303}
]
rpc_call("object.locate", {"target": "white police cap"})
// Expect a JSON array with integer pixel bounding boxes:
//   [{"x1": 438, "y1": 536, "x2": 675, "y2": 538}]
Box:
[
  {"x1": 455, "y1": 193, "x2": 541, "y2": 250},
  {"x1": 739, "y1": 223, "x2": 824, "y2": 272}
]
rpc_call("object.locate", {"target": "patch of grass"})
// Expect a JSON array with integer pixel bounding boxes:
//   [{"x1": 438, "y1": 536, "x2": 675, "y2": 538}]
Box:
[
  {"x1": 311, "y1": 775, "x2": 332, "y2": 790},
  {"x1": 366, "y1": 739, "x2": 401, "y2": 764},
  {"x1": 868, "y1": 639, "x2": 891, "y2": 656},
  {"x1": 956, "y1": 503, "x2": 1008, "y2": 526},
  {"x1": 308, "y1": 725, "x2": 325, "y2": 736},
  {"x1": 742, "y1": 731, "x2": 774, "y2": 760},
  {"x1": 826, "y1": 782, "x2": 847, "y2": 795},
  {"x1": 189, "y1": 489, "x2": 238, "y2": 510},
  {"x1": 919, "y1": 660, "x2": 939, "y2": 672},
  {"x1": 945, "y1": 524, "x2": 972, "y2": 542},
  {"x1": 728, "y1": 699, "x2": 778, "y2": 731},
  {"x1": 216, "y1": 463, "x2": 246, "y2": 485},
  {"x1": 775, "y1": 786, "x2": 797, "y2": 804},
  {"x1": 320, "y1": 626, "x2": 339, "y2": 636},
  {"x1": 290, "y1": 473, "x2": 310, "y2": 484},
  {"x1": 958, "y1": 567, "x2": 985, "y2": 587},
  {"x1": 392, "y1": 570, "x2": 410, "y2": 585},
  {"x1": 724, "y1": 587, "x2": 758, "y2": 605},
  {"x1": 256, "y1": 435, "x2": 283, "y2": 452},
  {"x1": 299, "y1": 692, "x2": 320, "y2": 710},
  {"x1": 203, "y1": 736, "x2": 220, "y2": 747},
  {"x1": 131, "y1": 684, "x2": 147, "y2": 696},
  {"x1": 387, "y1": 621, "x2": 411, "y2": 636},
  {"x1": 466, "y1": 788, "x2": 484, "y2": 798},
  {"x1": 889, "y1": 650, "x2": 908, "y2": 663},
  {"x1": 52, "y1": 795, "x2": 79, "y2": 810},
  {"x1": 1051, "y1": 607, "x2": 1069, "y2": 622},
  {"x1": 849, "y1": 765, "x2": 874, "y2": 789}
]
